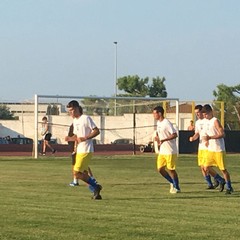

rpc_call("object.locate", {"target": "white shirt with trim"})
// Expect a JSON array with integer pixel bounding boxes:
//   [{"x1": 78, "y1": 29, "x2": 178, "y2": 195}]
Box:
[
  {"x1": 156, "y1": 118, "x2": 177, "y2": 154},
  {"x1": 205, "y1": 117, "x2": 225, "y2": 152},
  {"x1": 73, "y1": 115, "x2": 97, "y2": 153},
  {"x1": 195, "y1": 118, "x2": 208, "y2": 150}
]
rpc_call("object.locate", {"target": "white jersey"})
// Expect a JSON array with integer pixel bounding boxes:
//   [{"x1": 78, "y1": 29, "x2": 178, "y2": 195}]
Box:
[
  {"x1": 156, "y1": 118, "x2": 177, "y2": 154},
  {"x1": 205, "y1": 117, "x2": 225, "y2": 152},
  {"x1": 73, "y1": 115, "x2": 97, "y2": 153},
  {"x1": 195, "y1": 118, "x2": 208, "y2": 150},
  {"x1": 41, "y1": 123, "x2": 49, "y2": 139}
]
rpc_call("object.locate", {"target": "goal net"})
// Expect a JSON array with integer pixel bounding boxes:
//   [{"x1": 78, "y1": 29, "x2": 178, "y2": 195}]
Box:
[{"x1": 34, "y1": 95, "x2": 179, "y2": 158}]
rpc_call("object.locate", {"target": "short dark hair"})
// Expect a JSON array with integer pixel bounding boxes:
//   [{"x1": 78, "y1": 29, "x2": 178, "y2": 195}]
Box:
[
  {"x1": 194, "y1": 105, "x2": 203, "y2": 111},
  {"x1": 42, "y1": 116, "x2": 47, "y2": 121},
  {"x1": 201, "y1": 104, "x2": 212, "y2": 113},
  {"x1": 153, "y1": 106, "x2": 164, "y2": 115},
  {"x1": 67, "y1": 100, "x2": 83, "y2": 114}
]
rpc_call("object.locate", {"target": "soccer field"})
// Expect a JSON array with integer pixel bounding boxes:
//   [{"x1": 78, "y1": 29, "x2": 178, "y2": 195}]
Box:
[{"x1": 0, "y1": 154, "x2": 239, "y2": 240}]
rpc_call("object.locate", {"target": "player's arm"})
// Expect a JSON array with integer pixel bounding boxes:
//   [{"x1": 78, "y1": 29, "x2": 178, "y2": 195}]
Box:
[
  {"x1": 206, "y1": 119, "x2": 225, "y2": 140},
  {"x1": 160, "y1": 132, "x2": 177, "y2": 144},
  {"x1": 41, "y1": 129, "x2": 46, "y2": 136},
  {"x1": 79, "y1": 127, "x2": 100, "y2": 142},
  {"x1": 86, "y1": 127, "x2": 100, "y2": 140},
  {"x1": 153, "y1": 131, "x2": 160, "y2": 144},
  {"x1": 189, "y1": 132, "x2": 199, "y2": 142},
  {"x1": 41, "y1": 124, "x2": 47, "y2": 136},
  {"x1": 65, "y1": 134, "x2": 78, "y2": 142},
  {"x1": 42, "y1": 123, "x2": 50, "y2": 135}
]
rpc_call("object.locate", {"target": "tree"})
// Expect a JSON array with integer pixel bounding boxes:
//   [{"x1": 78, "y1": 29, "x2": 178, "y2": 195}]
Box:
[
  {"x1": 79, "y1": 76, "x2": 168, "y2": 116},
  {"x1": 148, "y1": 76, "x2": 167, "y2": 97},
  {"x1": 117, "y1": 75, "x2": 149, "y2": 97},
  {"x1": 0, "y1": 105, "x2": 15, "y2": 120},
  {"x1": 115, "y1": 75, "x2": 168, "y2": 114},
  {"x1": 81, "y1": 98, "x2": 110, "y2": 116},
  {"x1": 117, "y1": 75, "x2": 167, "y2": 97},
  {"x1": 213, "y1": 84, "x2": 240, "y2": 130}
]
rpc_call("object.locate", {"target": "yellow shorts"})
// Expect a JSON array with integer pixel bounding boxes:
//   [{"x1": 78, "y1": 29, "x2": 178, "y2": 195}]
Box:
[
  {"x1": 74, "y1": 153, "x2": 93, "y2": 172},
  {"x1": 197, "y1": 149, "x2": 208, "y2": 166},
  {"x1": 205, "y1": 151, "x2": 226, "y2": 170},
  {"x1": 157, "y1": 154, "x2": 177, "y2": 170}
]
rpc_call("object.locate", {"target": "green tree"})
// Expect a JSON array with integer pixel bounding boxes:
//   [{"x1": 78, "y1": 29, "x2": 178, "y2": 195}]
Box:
[
  {"x1": 79, "y1": 76, "x2": 168, "y2": 116},
  {"x1": 0, "y1": 105, "x2": 15, "y2": 120},
  {"x1": 81, "y1": 98, "x2": 110, "y2": 115},
  {"x1": 213, "y1": 84, "x2": 240, "y2": 130},
  {"x1": 148, "y1": 76, "x2": 167, "y2": 97},
  {"x1": 117, "y1": 75, "x2": 167, "y2": 97},
  {"x1": 117, "y1": 75, "x2": 149, "y2": 96},
  {"x1": 116, "y1": 75, "x2": 167, "y2": 114}
]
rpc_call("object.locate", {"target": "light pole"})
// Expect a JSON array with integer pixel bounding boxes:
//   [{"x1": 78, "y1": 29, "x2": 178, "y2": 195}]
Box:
[{"x1": 113, "y1": 41, "x2": 118, "y2": 116}]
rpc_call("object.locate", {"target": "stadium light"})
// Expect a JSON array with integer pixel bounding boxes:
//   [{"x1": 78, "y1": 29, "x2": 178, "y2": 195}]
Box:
[{"x1": 114, "y1": 41, "x2": 118, "y2": 116}]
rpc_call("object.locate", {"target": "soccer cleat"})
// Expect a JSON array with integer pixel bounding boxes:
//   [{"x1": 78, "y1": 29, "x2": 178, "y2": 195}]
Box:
[
  {"x1": 170, "y1": 187, "x2": 181, "y2": 194},
  {"x1": 93, "y1": 194, "x2": 102, "y2": 200},
  {"x1": 52, "y1": 149, "x2": 56, "y2": 154},
  {"x1": 69, "y1": 182, "x2": 79, "y2": 187},
  {"x1": 225, "y1": 187, "x2": 234, "y2": 195},
  {"x1": 92, "y1": 184, "x2": 102, "y2": 200},
  {"x1": 213, "y1": 179, "x2": 219, "y2": 189},
  {"x1": 169, "y1": 183, "x2": 174, "y2": 193},
  {"x1": 42, "y1": 152, "x2": 46, "y2": 156},
  {"x1": 206, "y1": 185, "x2": 214, "y2": 190},
  {"x1": 219, "y1": 181, "x2": 226, "y2": 192}
]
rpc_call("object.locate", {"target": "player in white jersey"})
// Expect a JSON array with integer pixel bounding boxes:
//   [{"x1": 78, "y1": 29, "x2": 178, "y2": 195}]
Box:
[
  {"x1": 65, "y1": 100, "x2": 102, "y2": 200},
  {"x1": 153, "y1": 106, "x2": 180, "y2": 194},
  {"x1": 189, "y1": 105, "x2": 220, "y2": 189},
  {"x1": 201, "y1": 104, "x2": 233, "y2": 194},
  {"x1": 41, "y1": 116, "x2": 56, "y2": 155}
]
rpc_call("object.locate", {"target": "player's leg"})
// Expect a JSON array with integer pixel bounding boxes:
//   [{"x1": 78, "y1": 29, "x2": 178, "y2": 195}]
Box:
[
  {"x1": 166, "y1": 154, "x2": 180, "y2": 192},
  {"x1": 204, "y1": 151, "x2": 225, "y2": 192},
  {"x1": 221, "y1": 169, "x2": 233, "y2": 194},
  {"x1": 88, "y1": 167, "x2": 93, "y2": 177},
  {"x1": 74, "y1": 153, "x2": 102, "y2": 199},
  {"x1": 86, "y1": 167, "x2": 96, "y2": 192},
  {"x1": 199, "y1": 150, "x2": 214, "y2": 189},
  {"x1": 206, "y1": 167, "x2": 225, "y2": 191},
  {"x1": 157, "y1": 155, "x2": 173, "y2": 184},
  {"x1": 216, "y1": 152, "x2": 233, "y2": 194},
  {"x1": 69, "y1": 152, "x2": 79, "y2": 186},
  {"x1": 201, "y1": 166, "x2": 214, "y2": 189},
  {"x1": 42, "y1": 140, "x2": 46, "y2": 155},
  {"x1": 45, "y1": 141, "x2": 56, "y2": 154},
  {"x1": 45, "y1": 133, "x2": 56, "y2": 154}
]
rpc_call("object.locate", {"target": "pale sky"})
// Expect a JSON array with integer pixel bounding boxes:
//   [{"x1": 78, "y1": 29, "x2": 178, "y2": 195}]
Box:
[{"x1": 0, "y1": 0, "x2": 239, "y2": 102}]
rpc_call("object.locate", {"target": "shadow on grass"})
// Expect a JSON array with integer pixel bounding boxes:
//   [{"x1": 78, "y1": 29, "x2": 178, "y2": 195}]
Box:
[{"x1": 102, "y1": 192, "x2": 240, "y2": 201}]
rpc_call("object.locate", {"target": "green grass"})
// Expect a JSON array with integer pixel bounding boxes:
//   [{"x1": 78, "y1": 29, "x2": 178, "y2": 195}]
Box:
[{"x1": 0, "y1": 154, "x2": 239, "y2": 240}]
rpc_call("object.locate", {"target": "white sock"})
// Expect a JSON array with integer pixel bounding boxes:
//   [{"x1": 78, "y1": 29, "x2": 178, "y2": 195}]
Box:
[{"x1": 73, "y1": 178, "x2": 78, "y2": 184}]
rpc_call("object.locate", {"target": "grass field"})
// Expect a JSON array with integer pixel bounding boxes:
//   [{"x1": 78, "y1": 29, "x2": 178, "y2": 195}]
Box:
[{"x1": 0, "y1": 153, "x2": 239, "y2": 240}]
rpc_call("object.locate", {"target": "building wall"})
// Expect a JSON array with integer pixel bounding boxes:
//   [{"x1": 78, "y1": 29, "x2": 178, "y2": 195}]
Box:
[
  {"x1": 0, "y1": 113, "x2": 193, "y2": 144},
  {"x1": 1, "y1": 103, "x2": 64, "y2": 116}
]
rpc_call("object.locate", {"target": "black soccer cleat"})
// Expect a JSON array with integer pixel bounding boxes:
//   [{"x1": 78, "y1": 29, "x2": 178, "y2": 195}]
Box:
[
  {"x1": 93, "y1": 194, "x2": 102, "y2": 200},
  {"x1": 219, "y1": 181, "x2": 226, "y2": 192},
  {"x1": 225, "y1": 187, "x2": 234, "y2": 195},
  {"x1": 206, "y1": 185, "x2": 214, "y2": 190},
  {"x1": 92, "y1": 184, "x2": 102, "y2": 200},
  {"x1": 213, "y1": 179, "x2": 219, "y2": 189}
]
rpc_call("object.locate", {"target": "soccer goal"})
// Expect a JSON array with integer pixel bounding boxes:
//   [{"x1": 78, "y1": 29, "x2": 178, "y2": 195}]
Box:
[{"x1": 34, "y1": 94, "x2": 179, "y2": 158}]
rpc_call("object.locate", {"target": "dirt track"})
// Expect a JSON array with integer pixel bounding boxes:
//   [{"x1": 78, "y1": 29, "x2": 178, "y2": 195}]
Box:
[{"x1": 0, "y1": 144, "x2": 142, "y2": 157}]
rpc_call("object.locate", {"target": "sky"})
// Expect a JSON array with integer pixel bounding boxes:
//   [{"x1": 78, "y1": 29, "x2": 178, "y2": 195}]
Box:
[{"x1": 0, "y1": 0, "x2": 240, "y2": 102}]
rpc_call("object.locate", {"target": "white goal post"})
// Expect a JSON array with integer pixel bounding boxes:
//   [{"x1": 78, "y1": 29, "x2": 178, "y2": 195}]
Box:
[{"x1": 34, "y1": 94, "x2": 179, "y2": 159}]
